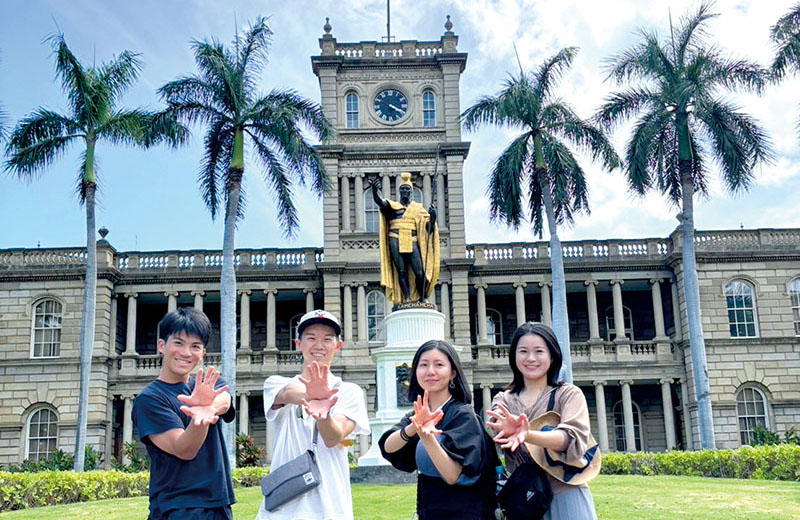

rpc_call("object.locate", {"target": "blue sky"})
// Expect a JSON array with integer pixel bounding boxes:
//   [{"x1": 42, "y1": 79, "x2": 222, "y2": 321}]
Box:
[{"x1": 1, "y1": 0, "x2": 799, "y2": 252}]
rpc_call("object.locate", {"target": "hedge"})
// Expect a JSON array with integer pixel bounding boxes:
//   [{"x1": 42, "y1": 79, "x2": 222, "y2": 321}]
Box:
[
  {"x1": 0, "y1": 467, "x2": 270, "y2": 512},
  {"x1": 3, "y1": 445, "x2": 798, "y2": 511},
  {"x1": 600, "y1": 444, "x2": 800, "y2": 480}
]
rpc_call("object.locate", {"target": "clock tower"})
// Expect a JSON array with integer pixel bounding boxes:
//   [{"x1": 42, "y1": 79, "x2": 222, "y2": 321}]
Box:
[{"x1": 312, "y1": 16, "x2": 471, "y2": 328}]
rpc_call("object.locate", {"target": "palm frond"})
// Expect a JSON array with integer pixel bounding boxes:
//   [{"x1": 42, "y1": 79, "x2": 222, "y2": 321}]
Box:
[
  {"x1": 698, "y1": 53, "x2": 769, "y2": 94},
  {"x1": 541, "y1": 101, "x2": 620, "y2": 171},
  {"x1": 673, "y1": 2, "x2": 716, "y2": 65},
  {"x1": 199, "y1": 118, "x2": 234, "y2": 219},
  {"x1": 624, "y1": 108, "x2": 672, "y2": 196},
  {"x1": 249, "y1": 133, "x2": 299, "y2": 237},
  {"x1": 74, "y1": 147, "x2": 98, "y2": 203},
  {"x1": 532, "y1": 47, "x2": 578, "y2": 101},
  {"x1": 486, "y1": 132, "x2": 531, "y2": 230},
  {"x1": 695, "y1": 98, "x2": 773, "y2": 193},
  {"x1": 99, "y1": 50, "x2": 143, "y2": 104},
  {"x1": 142, "y1": 109, "x2": 189, "y2": 148},
  {"x1": 770, "y1": 3, "x2": 800, "y2": 79},
  {"x1": 237, "y1": 17, "x2": 273, "y2": 82},
  {"x1": 594, "y1": 87, "x2": 658, "y2": 129},
  {"x1": 97, "y1": 108, "x2": 149, "y2": 146},
  {"x1": 540, "y1": 132, "x2": 589, "y2": 228},
  {"x1": 47, "y1": 33, "x2": 92, "y2": 122}
]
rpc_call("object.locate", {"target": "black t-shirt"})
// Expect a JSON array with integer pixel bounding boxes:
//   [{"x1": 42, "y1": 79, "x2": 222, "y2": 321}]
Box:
[{"x1": 132, "y1": 376, "x2": 236, "y2": 518}]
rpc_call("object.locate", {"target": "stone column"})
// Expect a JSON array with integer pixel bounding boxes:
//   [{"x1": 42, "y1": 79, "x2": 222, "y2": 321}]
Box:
[
  {"x1": 481, "y1": 384, "x2": 493, "y2": 423},
  {"x1": 124, "y1": 293, "x2": 137, "y2": 355},
  {"x1": 239, "y1": 392, "x2": 249, "y2": 436},
  {"x1": 356, "y1": 283, "x2": 367, "y2": 343},
  {"x1": 620, "y1": 380, "x2": 637, "y2": 452},
  {"x1": 304, "y1": 289, "x2": 316, "y2": 313},
  {"x1": 539, "y1": 282, "x2": 552, "y2": 326},
  {"x1": 122, "y1": 395, "x2": 133, "y2": 464},
  {"x1": 585, "y1": 280, "x2": 601, "y2": 340},
  {"x1": 423, "y1": 172, "x2": 432, "y2": 207},
  {"x1": 593, "y1": 381, "x2": 609, "y2": 452},
  {"x1": 359, "y1": 434, "x2": 369, "y2": 458},
  {"x1": 680, "y1": 378, "x2": 693, "y2": 450},
  {"x1": 354, "y1": 174, "x2": 365, "y2": 232},
  {"x1": 341, "y1": 175, "x2": 351, "y2": 232},
  {"x1": 264, "y1": 289, "x2": 277, "y2": 350},
  {"x1": 104, "y1": 396, "x2": 114, "y2": 469},
  {"x1": 475, "y1": 283, "x2": 488, "y2": 344},
  {"x1": 611, "y1": 280, "x2": 627, "y2": 340},
  {"x1": 381, "y1": 173, "x2": 391, "y2": 199},
  {"x1": 343, "y1": 285, "x2": 353, "y2": 342},
  {"x1": 109, "y1": 295, "x2": 118, "y2": 356},
  {"x1": 436, "y1": 171, "x2": 446, "y2": 229},
  {"x1": 660, "y1": 378, "x2": 676, "y2": 450},
  {"x1": 650, "y1": 279, "x2": 667, "y2": 338},
  {"x1": 671, "y1": 279, "x2": 683, "y2": 341},
  {"x1": 440, "y1": 282, "x2": 451, "y2": 340},
  {"x1": 513, "y1": 282, "x2": 527, "y2": 327},
  {"x1": 239, "y1": 290, "x2": 251, "y2": 351},
  {"x1": 192, "y1": 290, "x2": 205, "y2": 311},
  {"x1": 165, "y1": 291, "x2": 178, "y2": 313}
]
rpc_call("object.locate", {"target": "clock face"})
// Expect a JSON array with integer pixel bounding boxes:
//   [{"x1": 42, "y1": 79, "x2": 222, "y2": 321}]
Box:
[{"x1": 373, "y1": 89, "x2": 408, "y2": 122}]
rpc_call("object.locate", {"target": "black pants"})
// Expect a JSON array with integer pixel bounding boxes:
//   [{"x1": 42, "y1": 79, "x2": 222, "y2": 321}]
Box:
[{"x1": 156, "y1": 506, "x2": 234, "y2": 520}]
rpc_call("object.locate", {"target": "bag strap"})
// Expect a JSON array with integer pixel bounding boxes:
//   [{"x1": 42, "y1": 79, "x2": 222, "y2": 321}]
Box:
[{"x1": 546, "y1": 386, "x2": 558, "y2": 412}]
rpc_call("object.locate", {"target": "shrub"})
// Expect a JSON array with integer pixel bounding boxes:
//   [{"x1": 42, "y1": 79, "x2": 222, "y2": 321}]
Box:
[
  {"x1": 236, "y1": 434, "x2": 266, "y2": 467},
  {"x1": 750, "y1": 423, "x2": 781, "y2": 446},
  {"x1": 4, "y1": 446, "x2": 101, "y2": 473},
  {"x1": 232, "y1": 466, "x2": 269, "y2": 487},
  {"x1": 600, "y1": 444, "x2": 800, "y2": 480}
]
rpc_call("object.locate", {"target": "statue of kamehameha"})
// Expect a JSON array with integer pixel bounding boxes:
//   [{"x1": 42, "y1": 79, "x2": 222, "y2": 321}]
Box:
[{"x1": 370, "y1": 172, "x2": 440, "y2": 306}]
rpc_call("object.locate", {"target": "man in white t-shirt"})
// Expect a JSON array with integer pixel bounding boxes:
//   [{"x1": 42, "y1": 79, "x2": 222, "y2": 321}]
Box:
[{"x1": 257, "y1": 310, "x2": 370, "y2": 520}]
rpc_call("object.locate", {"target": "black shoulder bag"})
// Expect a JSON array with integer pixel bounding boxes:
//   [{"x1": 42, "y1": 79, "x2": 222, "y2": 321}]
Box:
[{"x1": 496, "y1": 389, "x2": 557, "y2": 520}]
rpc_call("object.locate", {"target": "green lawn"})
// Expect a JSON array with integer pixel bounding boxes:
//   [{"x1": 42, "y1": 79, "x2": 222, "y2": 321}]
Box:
[{"x1": 0, "y1": 475, "x2": 797, "y2": 519}]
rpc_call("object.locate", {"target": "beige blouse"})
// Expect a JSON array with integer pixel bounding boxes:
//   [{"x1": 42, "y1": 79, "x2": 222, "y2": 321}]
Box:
[{"x1": 491, "y1": 383, "x2": 595, "y2": 495}]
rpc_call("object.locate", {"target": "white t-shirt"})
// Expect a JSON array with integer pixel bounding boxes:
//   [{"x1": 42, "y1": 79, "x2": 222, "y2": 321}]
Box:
[{"x1": 256, "y1": 374, "x2": 370, "y2": 520}]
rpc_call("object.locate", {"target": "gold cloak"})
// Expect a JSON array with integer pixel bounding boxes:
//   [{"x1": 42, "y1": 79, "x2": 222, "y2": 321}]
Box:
[{"x1": 379, "y1": 200, "x2": 441, "y2": 304}]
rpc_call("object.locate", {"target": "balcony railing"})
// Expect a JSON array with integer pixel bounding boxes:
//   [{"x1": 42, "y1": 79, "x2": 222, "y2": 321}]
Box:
[{"x1": 472, "y1": 340, "x2": 670, "y2": 364}]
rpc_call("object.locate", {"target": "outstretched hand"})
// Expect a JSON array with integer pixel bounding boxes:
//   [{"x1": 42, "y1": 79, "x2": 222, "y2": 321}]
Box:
[
  {"x1": 301, "y1": 395, "x2": 339, "y2": 420},
  {"x1": 487, "y1": 403, "x2": 529, "y2": 452},
  {"x1": 177, "y1": 367, "x2": 228, "y2": 426},
  {"x1": 409, "y1": 390, "x2": 444, "y2": 440},
  {"x1": 299, "y1": 361, "x2": 339, "y2": 401}
]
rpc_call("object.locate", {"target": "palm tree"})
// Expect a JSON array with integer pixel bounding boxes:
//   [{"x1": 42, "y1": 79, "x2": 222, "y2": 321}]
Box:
[
  {"x1": 159, "y1": 17, "x2": 331, "y2": 463},
  {"x1": 596, "y1": 4, "x2": 772, "y2": 449},
  {"x1": 771, "y1": 2, "x2": 800, "y2": 140},
  {"x1": 4, "y1": 34, "x2": 187, "y2": 470},
  {"x1": 462, "y1": 47, "x2": 620, "y2": 384}
]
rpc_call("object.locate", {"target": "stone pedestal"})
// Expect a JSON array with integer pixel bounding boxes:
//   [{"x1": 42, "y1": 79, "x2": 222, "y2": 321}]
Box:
[{"x1": 358, "y1": 308, "x2": 445, "y2": 466}]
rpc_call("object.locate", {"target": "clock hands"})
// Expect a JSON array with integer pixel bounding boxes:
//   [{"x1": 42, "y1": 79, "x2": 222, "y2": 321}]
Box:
[{"x1": 388, "y1": 103, "x2": 403, "y2": 113}]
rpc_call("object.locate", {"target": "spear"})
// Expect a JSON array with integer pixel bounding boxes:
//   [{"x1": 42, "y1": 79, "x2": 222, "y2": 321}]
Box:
[{"x1": 420, "y1": 146, "x2": 440, "y2": 302}]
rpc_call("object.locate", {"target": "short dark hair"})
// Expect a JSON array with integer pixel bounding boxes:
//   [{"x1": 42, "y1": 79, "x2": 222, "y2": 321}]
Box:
[
  {"x1": 505, "y1": 322, "x2": 563, "y2": 393},
  {"x1": 408, "y1": 340, "x2": 472, "y2": 404},
  {"x1": 157, "y1": 307, "x2": 212, "y2": 346}
]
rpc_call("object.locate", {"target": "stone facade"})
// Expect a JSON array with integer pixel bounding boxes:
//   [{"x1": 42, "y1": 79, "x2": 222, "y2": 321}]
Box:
[{"x1": 0, "y1": 21, "x2": 798, "y2": 467}]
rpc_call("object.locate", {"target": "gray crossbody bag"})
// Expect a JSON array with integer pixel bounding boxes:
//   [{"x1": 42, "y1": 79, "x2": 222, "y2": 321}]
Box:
[{"x1": 261, "y1": 422, "x2": 322, "y2": 511}]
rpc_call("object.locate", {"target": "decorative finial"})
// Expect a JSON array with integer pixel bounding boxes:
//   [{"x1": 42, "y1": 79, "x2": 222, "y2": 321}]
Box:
[
  {"x1": 323, "y1": 17, "x2": 332, "y2": 34},
  {"x1": 444, "y1": 15, "x2": 453, "y2": 32},
  {"x1": 99, "y1": 226, "x2": 109, "y2": 239}
]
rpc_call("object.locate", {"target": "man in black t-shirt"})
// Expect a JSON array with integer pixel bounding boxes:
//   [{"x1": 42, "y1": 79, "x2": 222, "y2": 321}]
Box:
[{"x1": 132, "y1": 307, "x2": 236, "y2": 520}]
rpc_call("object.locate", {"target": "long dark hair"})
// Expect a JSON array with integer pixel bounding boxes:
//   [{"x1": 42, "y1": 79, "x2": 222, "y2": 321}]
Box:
[
  {"x1": 505, "y1": 322, "x2": 563, "y2": 394},
  {"x1": 408, "y1": 340, "x2": 472, "y2": 404}
]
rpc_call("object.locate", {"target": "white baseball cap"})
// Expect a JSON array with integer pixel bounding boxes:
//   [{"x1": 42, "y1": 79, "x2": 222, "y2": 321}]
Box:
[{"x1": 296, "y1": 309, "x2": 342, "y2": 337}]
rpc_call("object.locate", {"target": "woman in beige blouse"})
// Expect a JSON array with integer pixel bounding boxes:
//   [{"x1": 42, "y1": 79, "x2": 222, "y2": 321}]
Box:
[{"x1": 488, "y1": 322, "x2": 599, "y2": 520}]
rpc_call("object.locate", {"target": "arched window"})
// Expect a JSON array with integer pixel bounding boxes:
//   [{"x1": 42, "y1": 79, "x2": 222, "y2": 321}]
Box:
[
  {"x1": 367, "y1": 290, "x2": 387, "y2": 343},
  {"x1": 612, "y1": 400, "x2": 643, "y2": 451},
  {"x1": 26, "y1": 407, "x2": 58, "y2": 461},
  {"x1": 736, "y1": 386, "x2": 769, "y2": 445},
  {"x1": 289, "y1": 313, "x2": 304, "y2": 350},
  {"x1": 422, "y1": 90, "x2": 436, "y2": 127},
  {"x1": 725, "y1": 280, "x2": 758, "y2": 338},
  {"x1": 789, "y1": 278, "x2": 800, "y2": 336},
  {"x1": 364, "y1": 189, "x2": 380, "y2": 233},
  {"x1": 31, "y1": 298, "x2": 62, "y2": 358},
  {"x1": 345, "y1": 92, "x2": 359, "y2": 129},
  {"x1": 476, "y1": 309, "x2": 503, "y2": 345},
  {"x1": 604, "y1": 305, "x2": 634, "y2": 341}
]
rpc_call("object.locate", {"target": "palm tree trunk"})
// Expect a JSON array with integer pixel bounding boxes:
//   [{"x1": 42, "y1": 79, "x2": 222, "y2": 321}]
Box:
[
  {"x1": 220, "y1": 129, "x2": 244, "y2": 468},
  {"x1": 680, "y1": 164, "x2": 715, "y2": 450},
  {"x1": 535, "y1": 135, "x2": 572, "y2": 383},
  {"x1": 73, "y1": 169, "x2": 97, "y2": 471}
]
